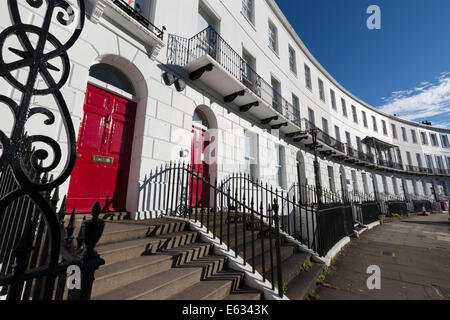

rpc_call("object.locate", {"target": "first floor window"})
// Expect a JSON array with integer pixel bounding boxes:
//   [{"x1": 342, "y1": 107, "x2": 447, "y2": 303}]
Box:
[
  {"x1": 328, "y1": 166, "x2": 335, "y2": 192},
  {"x1": 275, "y1": 145, "x2": 285, "y2": 188},
  {"x1": 292, "y1": 94, "x2": 300, "y2": 119},
  {"x1": 392, "y1": 177, "x2": 399, "y2": 195},
  {"x1": 244, "y1": 130, "x2": 258, "y2": 180},
  {"x1": 351, "y1": 171, "x2": 359, "y2": 193},
  {"x1": 412, "y1": 180, "x2": 419, "y2": 195},
  {"x1": 382, "y1": 176, "x2": 389, "y2": 194},
  {"x1": 308, "y1": 108, "x2": 315, "y2": 125},
  {"x1": 422, "y1": 181, "x2": 429, "y2": 195},
  {"x1": 362, "y1": 173, "x2": 369, "y2": 194}
]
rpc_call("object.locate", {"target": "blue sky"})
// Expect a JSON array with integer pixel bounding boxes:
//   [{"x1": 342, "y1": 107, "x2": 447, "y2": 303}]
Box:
[{"x1": 275, "y1": 0, "x2": 450, "y2": 128}]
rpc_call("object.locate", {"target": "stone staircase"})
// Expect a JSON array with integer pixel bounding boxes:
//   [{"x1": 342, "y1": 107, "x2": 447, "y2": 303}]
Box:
[
  {"x1": 85, "y1": 218, "x2": 261, "y2": 300},
  {"x1": 198, "y1": 213, "x2": 326, "y2": 299},
  {"x1": 70, "y1": 213, "x2": 324, "y2": 300}
]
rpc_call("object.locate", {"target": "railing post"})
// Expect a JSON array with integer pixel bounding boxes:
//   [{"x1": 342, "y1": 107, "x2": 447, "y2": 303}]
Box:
[
  {"x1": 6, "y1": 219, "x2": 34, "y2": 300},
  {"x1": 272, "y1": 198, "x2": 283, "y2": 298},
  {"x1": 69, "y1": 202, "x2": 105, "y2": 300}
]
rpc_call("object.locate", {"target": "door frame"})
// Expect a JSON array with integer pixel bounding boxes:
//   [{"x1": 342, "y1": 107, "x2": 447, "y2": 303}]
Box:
[{"x1": 67, "y1": 81, "x2": 138, "y2": 213}]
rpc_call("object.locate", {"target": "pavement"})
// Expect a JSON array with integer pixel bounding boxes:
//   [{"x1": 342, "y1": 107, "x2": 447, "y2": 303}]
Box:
[{"x1": 316, "y1": 213, "x2": 450, "y2": 300}]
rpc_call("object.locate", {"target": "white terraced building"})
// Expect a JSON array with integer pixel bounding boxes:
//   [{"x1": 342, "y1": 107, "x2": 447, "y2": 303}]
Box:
[{"x1": 1, "y1": 0, "x2": 449, "y2": 219}]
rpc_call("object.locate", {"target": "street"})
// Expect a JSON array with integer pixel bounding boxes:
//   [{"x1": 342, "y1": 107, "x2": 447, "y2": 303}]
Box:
[{"x1": 316, "y1": 213, "x2": 450, "y2": 300}]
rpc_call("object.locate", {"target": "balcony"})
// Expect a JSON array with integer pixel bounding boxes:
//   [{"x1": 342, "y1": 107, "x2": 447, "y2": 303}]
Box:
[
  {"x1": 86, "y1": 0, "x2": 166, "y2": 59},
  {"x1": 167, "y1": 27, "x2": 301, "y2": 133},
  {"x1": 302, "y1": 120, "x2": 346, "y2": 155}
]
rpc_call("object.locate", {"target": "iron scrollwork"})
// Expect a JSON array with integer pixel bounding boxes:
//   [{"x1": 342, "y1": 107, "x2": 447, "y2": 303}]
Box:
[{"x1": 0, "y1": 0, "x2": 85, "y2": 268}]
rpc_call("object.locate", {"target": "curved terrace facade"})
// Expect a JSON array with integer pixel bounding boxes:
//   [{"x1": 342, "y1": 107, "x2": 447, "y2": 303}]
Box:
[{"x1": 0, "y1": 0, "x2": 448, "y2": 218}]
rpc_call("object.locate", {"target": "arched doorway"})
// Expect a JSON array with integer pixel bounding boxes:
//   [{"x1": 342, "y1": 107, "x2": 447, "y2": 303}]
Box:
[
  {"x1": 67, "y1": 63, "x2": 138, "y2": 213},
  {"x1": 190, "y1": 106, "x2": 218, "y2": 207}
]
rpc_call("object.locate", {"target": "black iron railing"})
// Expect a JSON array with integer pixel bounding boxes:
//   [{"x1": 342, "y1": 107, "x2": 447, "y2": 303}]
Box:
[
  {"x1": 113, "y1": 0, "x2": 165, "y2": 39},
  {"x1": 137, "y1": 164, "x2": 288, "y2": 297},
  {"x1": 0, "y1": 0, "x2": 104, "y2": 300},
  {"x1": 137, "y1": 164, "x2": 368, "y2": 277},
  {"x1": 167, "y1": 27, "x2": 300, "y2": 126},
  {"x1": 302, "y1": 119, "x2": 346, "y2": 153}
]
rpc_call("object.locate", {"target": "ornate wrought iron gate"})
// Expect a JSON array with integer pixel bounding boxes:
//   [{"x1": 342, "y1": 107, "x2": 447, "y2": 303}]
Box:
[{"x1": 0, "y1": 0, "x2": 104, "y2": 300}]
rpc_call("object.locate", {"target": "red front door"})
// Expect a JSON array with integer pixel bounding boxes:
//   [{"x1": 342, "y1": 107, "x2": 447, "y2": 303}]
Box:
[
  {"x1": 67, "y1": 84, "x2": 137, "y2": 213},
  {"x1": 190, "y1": 126, "x2": 209, "y2": 207}
]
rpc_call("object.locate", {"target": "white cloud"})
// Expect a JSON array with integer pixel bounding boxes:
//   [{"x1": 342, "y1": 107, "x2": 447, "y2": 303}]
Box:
[{"x1": 377, "y1": 72, "x2": 450, "y2": 126}]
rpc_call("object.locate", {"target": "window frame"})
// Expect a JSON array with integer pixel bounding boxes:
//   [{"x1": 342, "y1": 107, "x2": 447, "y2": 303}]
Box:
[
  {"x1": 318, "y1": 78, "x2": 325, "y2": 102},
  {"x1": 411, "y1": 130, "x2": 417, "y2": 144},
  {"x1": 304, "y1": 64, "x2": 312, "y2": 90},
  {"x1": 268, "y1": 20, "x2": 279, "y2": 54},
  {"x1": 241, "y1": 0, "x2": 255, "y2": 25},
  {"x1": 341, "y1": 98, "x2": 348, "y2": 117},
  {"x1": 382, "y1": 120, "x2": 388, "y2": 136},
  {"x1": 288, "y1": 45, "x2": 297, "y2": 75},
  {"x1": 351, "y1": 105, "x2": 358, "y2": 123},
  {"x1": 401, "y1": 127, "x2": 408, "y2": 142},
  {"x1": 392, "y1": 124, "x2": 398, "y2": 139},
  {"x1": 330, "y1": 89, "x2": 337, "y2": 110},
  {"x1": 362, "y1": 111, "x2": 368, "y2": 128}
]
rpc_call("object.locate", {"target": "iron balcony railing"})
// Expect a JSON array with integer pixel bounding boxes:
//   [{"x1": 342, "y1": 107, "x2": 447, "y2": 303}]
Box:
[
  {"x1": 434, "y1": 168, "x2": 450, "y2": 176},
  {"x1": 167, "y1": 27, "x2": 300, "y2": 126},
  {"x1": 302, "y1": 119, "x2": 346, "y2": 153},
  {"x1": 113, "y1": 0, "x2": 165, "y2": 40}
]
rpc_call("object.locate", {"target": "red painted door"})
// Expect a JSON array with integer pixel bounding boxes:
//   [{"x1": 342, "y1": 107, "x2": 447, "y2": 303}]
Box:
[
  {"x1": 190, "y1": 126, "x2": 209, "y2": 207},
  {"x1": 67, "y1": 84, "x2": 137, "y2": 213}
]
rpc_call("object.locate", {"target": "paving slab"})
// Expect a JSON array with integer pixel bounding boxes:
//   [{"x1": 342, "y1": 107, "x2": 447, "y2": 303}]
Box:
[{"x1": 316, "y1": 213, "x2": 450, "y2": 300}]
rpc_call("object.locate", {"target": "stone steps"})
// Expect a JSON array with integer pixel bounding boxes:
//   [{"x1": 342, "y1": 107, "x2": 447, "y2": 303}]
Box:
[
  {"x1": 91, "y1": 218, "x2": 261, "y2": 300},
  {"x1": 285, "y1": 264, "x2": 325, "y2": 300}
]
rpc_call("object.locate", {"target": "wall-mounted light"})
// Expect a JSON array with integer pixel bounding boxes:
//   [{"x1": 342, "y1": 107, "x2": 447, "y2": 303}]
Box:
[
  {"x1": 163, "y1": 72, "x2": 186, "y2": 92},
  {"x1": 175, "y1": 78, "x2": 186, "y2": 92},
  {"x1": 163, "y1": 71, "x2": 176, "y2": 86}
]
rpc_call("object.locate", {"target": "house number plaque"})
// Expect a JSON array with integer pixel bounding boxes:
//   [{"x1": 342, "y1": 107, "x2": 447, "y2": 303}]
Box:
[{"x1": 92, "y1": 155, "x2": 114, "y2": 164}]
